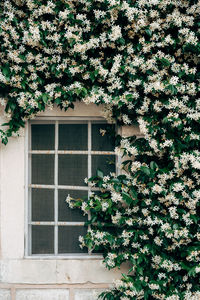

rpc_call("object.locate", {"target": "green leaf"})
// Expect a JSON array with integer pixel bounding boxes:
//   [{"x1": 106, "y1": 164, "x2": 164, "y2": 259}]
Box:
[
  {"x1": 2, "y1": 66, "x2": 10, "y2": 77},
  {"x1": 42, "y1": 94, "x2": 48, "y2": 103},
  {"x1": 140, "y1": 166, "x2": 151, "y2": 176},
  {"x1": 21, "y1": 82, "x2": 26, "y2": 90},
  {"x1": 150, "y1": 161, "x2": 158, "y2": 170},
  {"x1": 145, "y1": 28, "x2": 152, "y2": 37},
  {"x1": 37, "y1": 77, "x2": 44, "y2": 85},
  {"x1": 114, "y1": 184, "x2": 121, "y2": 192},
  {"x1": 136, "y1": 43, "x2": 142, "y2": 51},
  {"x1": 55, "y1": 98, "x2": 61, "y2": 105},
  {"x1": 81, "y1": 87, "x2": 88, "y2": 97},
  {"x1": 9, "y1": 102, "x2": 16, "y2": 110},
  {"x1": 180, "y1": 262, "x2": 190, "y2": 271},
  {"x1": 162, "y1": 117, "x2": 168, "y2": 124},
  {"x1": 1, "y1": 136, "x2": 8, "y2": 145},
  {"x1": 130, "y1": 188, "x2": 138, "y2": 199},
  {"x1": 167, "y1": 84, "x2": 178, "y2": 95},
  {"x1": 118, "y1": 38, "x2": 125, "y2": 45},
  {"x1": 75, "y1": 88, "x2": 81, "y2": 96},
  {"x1": 97, "y1": 169, "x2": 104, "y2": 178},
  {"x1": 51, "y1": 64, "x2": 56, "y2": 73},
  {"x1": 125, "y1": 94, "x2": 133, "y2": 101},
  {"x1": 122, "y1": 192, "x2": 132, "y2": 205},
  {"x1": 90, "y1": 72, "x2": 95, "y2": 83},
  {"x1": 190, "y1": 214, "x2": 198, "y2": 224},
  {"x1": 159, "y1": 58, "x2": 171, "y2": 67}
]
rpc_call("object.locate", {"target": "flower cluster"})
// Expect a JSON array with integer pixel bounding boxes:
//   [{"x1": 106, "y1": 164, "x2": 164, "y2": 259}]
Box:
[{"x1": 0, "y1": 0, "x2": 200, "y2": 299}]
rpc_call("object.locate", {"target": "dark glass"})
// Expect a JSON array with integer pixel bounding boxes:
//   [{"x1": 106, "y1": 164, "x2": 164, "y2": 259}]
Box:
[
  {"x1": 31, "y1": 124, "x2": 55, "y2": 150},
  {"x1": 59, "y1": 124, "x2": 88, "y2": 150},
  {"x1": 32, "y1": 225, "x2": 54, "y2": 254},
  {"x1": 32, "y1": 189, "x2": 54, "y2": 221},
  {"x1": 92, "y1": 155, "x2": 115, "y2": 176},
  {"x1": 58, "y1": 226, "x2": 88, "y2": 253},
  {"x1": 58, "y1": 155, "x2": 87, "y2": 186},
  {"x1": 92, "y1": 124, "x2": 115, "y2": 151},
  {"x1": 58, "y1": 190, "x2": 88, "y2": 222},
  {"x1": 32, "y1": 154, "x2": 54, "y2": 185}
]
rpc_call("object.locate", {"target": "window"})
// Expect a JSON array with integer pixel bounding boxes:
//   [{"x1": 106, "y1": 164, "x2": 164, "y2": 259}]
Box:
[{"x1": 26, "y1": 118, "x2": 116, "y2": 256}]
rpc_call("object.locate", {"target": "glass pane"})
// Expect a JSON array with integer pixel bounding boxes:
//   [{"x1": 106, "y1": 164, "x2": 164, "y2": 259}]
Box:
[
  {"x1": 31, "y1": 124, "x2": 55, "y2": 150},
  {"x1": 32, "y1": 154, "x2": 54, "y2": 185},
  {"x1": 58, "y1": 155, "x2": 87, "y2": 186},
  {"x1": 92, "y1": 124, "x2": 115, "y2": 151},
  {"x1": 32, "y1": 189, "x2": 54, "y2": 221},
  {"x1": 58, "y1": 190, "x2": 88, "y2": 222},
  {"x1": 32, "y1": 225, "x2": 54, "y2": 254},
  {"x1": 58, "y1": 226, "x2": 88, "y2": 253},
  {"x1": 59, "y1": 124, "x2": 88, "y2": 150},
  {"x1": 92, "y1": 155, "x2": 115, "y2": 176}
]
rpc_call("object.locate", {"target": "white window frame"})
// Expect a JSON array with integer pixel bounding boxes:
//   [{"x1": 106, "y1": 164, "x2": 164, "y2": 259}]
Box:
[{"x1": 25, "y1": 117, "x2": 119, "y2": 258}]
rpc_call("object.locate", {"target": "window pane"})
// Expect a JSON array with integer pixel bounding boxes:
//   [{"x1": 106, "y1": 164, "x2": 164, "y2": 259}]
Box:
[
  {"x1": 32, "y1": 225, "x2": 54, "y2": 254},
  {"x1": 31, "y1": 124, "x2": 55, "y2": 150},
  {"x1": 92, "y1": 155, "x2": 115, "y2": 176},
  {"x1": 59, "y1": 124, "x2": 88, "y2": 150},
  {"x1": 58, "y1": 226, "x2": 88, "y2": 253},
  {"x1": 58, "y1": 190, "x2": 88, "y2": 222},
  {"x1": 32, "y1": 189, "x2": 54, "y2": 221},
  {"x1": 58, "y1": 155, "x2": 87, "y2": 186},
  {"x1": 32, "y1": 154, "x2": 54, "y2": 185},
  {"x1": 92, "y1": 124, "x2": 115, "y2": 151}
]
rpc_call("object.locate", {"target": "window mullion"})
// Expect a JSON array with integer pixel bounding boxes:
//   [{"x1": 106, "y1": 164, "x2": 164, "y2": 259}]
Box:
[
  {"x1": 88, "y1": 121, "x2": 92, "y2": 181},
  {"x1": 28, "y1": 122, "x2": 32, "y2": 255},
  {"x1": 88, "y1": 121, "x2": 92, "y2": 255},
  {"x1": 54, "y1": 121, "x2": 59, "y2": 255}
]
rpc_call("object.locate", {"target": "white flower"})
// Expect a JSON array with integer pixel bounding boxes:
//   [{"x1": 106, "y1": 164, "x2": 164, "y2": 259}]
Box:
[
  {"x1": 109, "y1": 25, "x2": 122, "y2": 41},
  {"x1": 81, "y1": 202, "x2": 88, "y2": 213},
  {"x1": 158, "y1": 273, "x2": 166, "y2": 280},
  {"x1": 59, "y1": 9, "x2": 69, "y2": 19},
  {"x1": 111, "y1": 192, "x2": 123, "y2": 203},
  {"x1": 122, "y1": 114, "x2": 131, "y2": 124},
  {"x1": 102, "y1": 202, "x2": 109, "y2": 211},
  {"x1": 166, "y1": 295, "x2": 180, "y2": 300},
  {"x1": 149, "y1": 283, "x2": 159, "y2": 290},
  {"x1": 131, "y1": 161, "x2": 141, "y2": 172},
  {"x1": 154, "y1": 237, "x2": 163, "y2": 246},
  {"x1": 172, "y1": 182, "x2": 184, "y2": 192},
  {"x1": 169, "y1": 76, "x2": 179, "y2": 85},
  {"x1": 152, "y1": 184, "x2": 163, "y2": 194},
  {"x1": 100, "y1": 128, "x2": 106, "y2": 136},
  {"x1": 169, "y1": 206, "x2": 179, "y2": 219},
  {"x1": 126, "y1": 219, "x2": 133, "y2": 226},
  {"x1": 152, "y1": 255, "x2": 162, "y2": 264},
  {"x1": 65, "y1": 194, "x2": 72, "y2": 203}
]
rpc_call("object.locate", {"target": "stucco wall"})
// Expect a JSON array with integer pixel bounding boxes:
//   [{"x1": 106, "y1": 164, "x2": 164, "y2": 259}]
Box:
[{"x1": 0, "y1": 103, "x2": 140, "y2": 299}]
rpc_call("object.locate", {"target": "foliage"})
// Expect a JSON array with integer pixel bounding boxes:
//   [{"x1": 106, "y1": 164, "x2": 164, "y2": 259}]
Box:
[{"x1": 0, "y1": 0, "x2": 200, "y2": 299}]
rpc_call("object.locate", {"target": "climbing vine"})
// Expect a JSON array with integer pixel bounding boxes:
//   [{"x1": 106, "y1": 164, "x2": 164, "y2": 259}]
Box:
[{"x1": 0, "y1": 0, "x2": 200, "y2": 299}]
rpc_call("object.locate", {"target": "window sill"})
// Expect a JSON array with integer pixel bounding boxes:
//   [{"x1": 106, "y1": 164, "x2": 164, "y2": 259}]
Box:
[{"x1": 24, "y1": 254, "x2": 103, "y2": 260}]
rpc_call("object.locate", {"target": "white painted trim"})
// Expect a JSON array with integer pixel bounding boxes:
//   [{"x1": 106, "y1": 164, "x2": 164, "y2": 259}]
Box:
[
  {"x1": 24, "y1": 254, "x2": 103, "y2": 259},
  {"x1": 30, "y1": 222, "x2": 85, "y2": 226},
  {"x1": 87, "y1": 122, "x2": 92, "y2": 255},
  {"x1": 116, "y1": 125, "x2": 122, "y2": 176},
  {"x1": 29, "y1": 150, "x2": 115, "y2": 155},
  {"x1": 31, "y1": 117, "x2": 105, "y2": 122},
  {"x1": 54, "y1": 121, "x2": 58, "y2": 255},
  {"x1": 24, "y1": 121, "x2": 32, "y2": 256},
  {"x1": 29, "y1": 184, "x2": 91, "y2": 190}
]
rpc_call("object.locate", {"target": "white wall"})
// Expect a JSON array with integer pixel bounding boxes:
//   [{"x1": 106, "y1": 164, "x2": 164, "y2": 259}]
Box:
[{"x1": 0, "y1": 103, "x2": 139, "y2": 299}]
